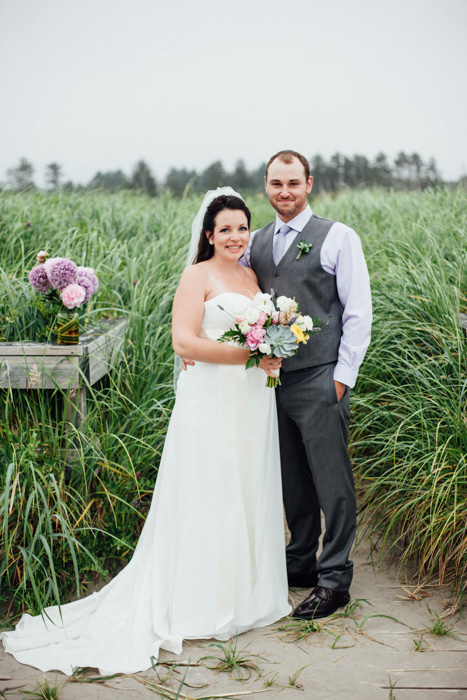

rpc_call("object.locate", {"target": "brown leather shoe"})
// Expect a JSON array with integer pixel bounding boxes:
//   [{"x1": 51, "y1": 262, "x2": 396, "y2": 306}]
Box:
[
  {"x1": 287, "y1": 572, "x2": 319, "y2": 588},
  {"x1": 293, "y1": 586, "x2": 350, "y2": 620}
]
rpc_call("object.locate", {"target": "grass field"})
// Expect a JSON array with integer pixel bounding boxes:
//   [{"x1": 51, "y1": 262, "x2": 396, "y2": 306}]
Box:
[{"x1": 0, "y1": 186, "x2": 466, "y2": 620}]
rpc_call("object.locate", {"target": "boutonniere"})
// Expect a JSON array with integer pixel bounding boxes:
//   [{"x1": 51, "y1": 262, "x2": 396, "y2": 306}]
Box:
[{"x1": 296, "y1": 240, "x2": 312, "y2": 260}]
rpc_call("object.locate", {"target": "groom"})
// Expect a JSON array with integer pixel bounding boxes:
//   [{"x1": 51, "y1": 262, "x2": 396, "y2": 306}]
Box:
[{"x1": 240, "y1": 150, "x2": 372, "y2": 619}]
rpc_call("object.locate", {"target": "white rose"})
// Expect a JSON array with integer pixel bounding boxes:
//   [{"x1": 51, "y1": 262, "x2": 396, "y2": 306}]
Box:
[
  {"x1": 258, "y1": 343, "x2": 272, "y2": 355},
  {"x1": 295, "y1": 314, "x2": 305, "y2": 329},
  {"x1": 251, "y1": 292, "x2": 271, "y2": 309},
  {"x1": 239, "y1": 321, "x2": 251, "y2": 334},
  {"x1": 245, "y1": 307, "x2": 261, "y2": 324},
  {"x1": 276, "y1": 295, "x2": 296, "y2": 312},
  {"x1": 302, "y1": 315, "x2": 314, "y2": 331}
]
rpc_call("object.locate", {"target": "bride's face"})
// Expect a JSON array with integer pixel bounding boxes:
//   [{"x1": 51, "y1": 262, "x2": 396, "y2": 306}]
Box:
[{"x1": 208, "y1": 210, "x2": 250, "y2": 261}]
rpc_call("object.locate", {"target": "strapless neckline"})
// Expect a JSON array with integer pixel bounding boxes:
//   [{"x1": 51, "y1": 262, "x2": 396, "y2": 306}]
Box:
[{"x1": 204, "y1": 292, "x2": 252, "y2": 304}]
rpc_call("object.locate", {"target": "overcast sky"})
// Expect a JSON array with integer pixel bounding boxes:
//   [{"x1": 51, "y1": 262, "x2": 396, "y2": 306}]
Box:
[{"x1": 1, "y1": 0, "x2": 466, "y2": 187}]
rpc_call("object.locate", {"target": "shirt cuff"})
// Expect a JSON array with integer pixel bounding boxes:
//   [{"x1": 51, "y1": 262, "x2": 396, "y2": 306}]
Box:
[{"x1": 333, "y1": 363, "x2": 357, "y2": 389}]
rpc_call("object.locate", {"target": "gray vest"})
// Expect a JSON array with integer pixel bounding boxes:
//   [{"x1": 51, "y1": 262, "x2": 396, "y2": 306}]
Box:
[{"x1": 250, "y1": 215, "x2": 342, "y2": 372}]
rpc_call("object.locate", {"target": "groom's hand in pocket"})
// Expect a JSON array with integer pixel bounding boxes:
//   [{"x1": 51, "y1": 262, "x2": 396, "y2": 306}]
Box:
[{"x1": 334, "y1": 380, "x2": 346, "y2": 402}]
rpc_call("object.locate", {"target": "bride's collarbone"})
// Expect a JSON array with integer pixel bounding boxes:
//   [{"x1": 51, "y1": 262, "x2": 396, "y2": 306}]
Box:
[
  {"x1": 204, "y1": 278, "x2": 259, "y2": 303},
  {"x1": 203, "y1": 264, "x2": 258, "y2": 300}
]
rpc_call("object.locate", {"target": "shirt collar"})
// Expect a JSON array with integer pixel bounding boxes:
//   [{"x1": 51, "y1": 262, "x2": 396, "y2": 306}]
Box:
[{"x1": 274, "y1": 204, "x2": 313, "y2": 234}]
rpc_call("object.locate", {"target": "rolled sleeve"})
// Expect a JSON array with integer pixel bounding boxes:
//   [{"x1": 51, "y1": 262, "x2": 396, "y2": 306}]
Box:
[{"x1": 321, "y1": 223, "x2": 372, "y2": 388}]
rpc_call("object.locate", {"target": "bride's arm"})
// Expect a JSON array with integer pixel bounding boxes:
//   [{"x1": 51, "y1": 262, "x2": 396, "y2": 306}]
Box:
[{"x1": 172, "y1": 266, "x2": 250, "y2": 365}]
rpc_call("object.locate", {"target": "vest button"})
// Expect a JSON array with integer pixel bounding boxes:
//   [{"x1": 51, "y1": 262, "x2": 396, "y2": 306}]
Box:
[{"x1": 273, "y1": 272, "x2": 279, "y2": 278}]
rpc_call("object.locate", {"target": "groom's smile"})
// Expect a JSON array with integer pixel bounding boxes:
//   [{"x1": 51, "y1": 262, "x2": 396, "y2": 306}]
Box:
[{"x1": 265, "y1": 157, "x2": 313, "y2": 223}]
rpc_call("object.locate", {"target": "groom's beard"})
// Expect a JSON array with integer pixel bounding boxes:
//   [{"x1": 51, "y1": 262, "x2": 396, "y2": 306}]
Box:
[{"x1": 271, "y1": 198, "x2": 304, "y2": 219}]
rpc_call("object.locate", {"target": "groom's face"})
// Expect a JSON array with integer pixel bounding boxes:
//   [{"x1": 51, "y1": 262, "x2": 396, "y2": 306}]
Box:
[{"x1": 265, "y1": 157, "x2": 313, "y2": 222}]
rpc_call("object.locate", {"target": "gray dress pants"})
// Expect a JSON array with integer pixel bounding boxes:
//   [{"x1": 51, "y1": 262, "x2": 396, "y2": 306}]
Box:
[{"x1": 276, "y1": 361, "x2": 356, "y2": 592}]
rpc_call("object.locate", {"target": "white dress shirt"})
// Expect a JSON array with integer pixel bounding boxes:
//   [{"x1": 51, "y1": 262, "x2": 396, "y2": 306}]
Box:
[{"x1": 240, "y1": 205, "x2": 372, "y2": 388}]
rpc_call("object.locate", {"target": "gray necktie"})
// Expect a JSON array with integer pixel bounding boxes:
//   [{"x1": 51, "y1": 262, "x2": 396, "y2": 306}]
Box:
[{"x1": 273, "y1": 224, "x2": 292, "y2": 265}]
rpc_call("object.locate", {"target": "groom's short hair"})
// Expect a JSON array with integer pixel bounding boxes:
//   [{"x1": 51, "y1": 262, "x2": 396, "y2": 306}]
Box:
[{"x1": 265, "y1": 150, "x2": 310, "y2": 180}]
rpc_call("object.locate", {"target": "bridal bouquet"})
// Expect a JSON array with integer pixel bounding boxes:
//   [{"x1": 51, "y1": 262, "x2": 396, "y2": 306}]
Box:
[
  {"x1": 28, "y1": 251, "x2": 99, "y2": 343},
  {"x1": 218, "y1": 292, "x2": 318, "y2": 387}
]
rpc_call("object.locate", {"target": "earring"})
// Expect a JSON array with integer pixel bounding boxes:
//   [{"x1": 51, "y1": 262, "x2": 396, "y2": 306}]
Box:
[{"x1": 209, "y1": 240, "x2": 214, "y2": 245}]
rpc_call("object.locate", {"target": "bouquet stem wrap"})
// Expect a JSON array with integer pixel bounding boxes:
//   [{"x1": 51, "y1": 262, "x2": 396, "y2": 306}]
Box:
[{"x1": 266, "y1": 367, "x2": 281, "y2": 388}]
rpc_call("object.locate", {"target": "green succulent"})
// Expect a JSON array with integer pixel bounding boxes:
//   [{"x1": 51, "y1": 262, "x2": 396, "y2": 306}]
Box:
[{"x1": 264, "y1": 325, "x2": 298, "y2": 357}]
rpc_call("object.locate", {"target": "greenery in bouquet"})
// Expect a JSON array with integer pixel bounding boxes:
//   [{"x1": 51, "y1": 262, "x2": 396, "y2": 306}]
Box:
[
  {"x1": 218, "y1": 292, "x2": 320, "y2": 387},
  {"x1": 28, "y1": 250, "x2": 99, "y2": 339}
]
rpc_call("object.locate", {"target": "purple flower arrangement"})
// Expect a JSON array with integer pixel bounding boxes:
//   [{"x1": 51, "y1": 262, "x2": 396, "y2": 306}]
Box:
[{"x1": 29, "y1": 251, "x2": 99, "y2": 311}]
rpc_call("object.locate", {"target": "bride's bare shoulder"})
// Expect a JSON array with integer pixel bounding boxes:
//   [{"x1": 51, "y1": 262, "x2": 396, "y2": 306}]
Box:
[
  {"x1": 179, "y1": 262, "x2": 207, "y2": 284},
  {"x1": 175, "y1": 264, "x2": 209, "y2": 301},
  {"x1": 243, "y1": 266, "x2": 260, "y2": 286}
]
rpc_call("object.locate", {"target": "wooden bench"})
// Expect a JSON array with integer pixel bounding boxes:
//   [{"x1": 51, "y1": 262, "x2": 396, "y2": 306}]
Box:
[{"x1": 0, "y1": 318, "x2": 128, "y2": 430}]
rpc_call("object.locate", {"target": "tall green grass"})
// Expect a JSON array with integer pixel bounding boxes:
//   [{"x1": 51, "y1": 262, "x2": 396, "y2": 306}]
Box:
[
  {"x1": 0, "y1": 190, "x2": 196, "y2": 618},
  {"x1": 325, "y1": 188, "x2": 467, "y2": 589},
  {"x1": 0, "y1": 187, "x2": 466, "y2": 621}
]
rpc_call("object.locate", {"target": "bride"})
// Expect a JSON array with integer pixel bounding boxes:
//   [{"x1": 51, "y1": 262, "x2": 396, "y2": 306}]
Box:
[{"x1": 1, "y1": 188, "x2": 291, "y2": 676}]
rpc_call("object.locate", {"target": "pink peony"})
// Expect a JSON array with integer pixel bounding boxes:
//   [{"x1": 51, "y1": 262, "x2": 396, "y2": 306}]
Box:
[
  {"x1": 245, "y1": 324, "x2": 266, "y2": 350},
  {"x1": 61, "y1": 283, "x2": 86, "y2": 309},
  {"x1": 257, "y1": 311, "x2": 268, "y2": 326}
]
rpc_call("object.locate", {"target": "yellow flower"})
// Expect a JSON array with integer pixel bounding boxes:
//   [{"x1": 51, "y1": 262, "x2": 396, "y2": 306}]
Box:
[{"x1": 290, "y1": 324, "x2": 306, "y2": 344}]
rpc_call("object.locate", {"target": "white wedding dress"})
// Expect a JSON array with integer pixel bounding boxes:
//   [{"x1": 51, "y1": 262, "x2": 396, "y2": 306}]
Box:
[{"x1": 1, "y1": 292, "x2": 291, "y2": 675}]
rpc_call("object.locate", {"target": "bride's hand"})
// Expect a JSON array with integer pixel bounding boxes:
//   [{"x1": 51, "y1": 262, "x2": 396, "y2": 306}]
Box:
[
  {"x1": 181, "y1": 357, "x2": 195, "y2": 371},
  {"x1": 259, "y1": 356, "x2": 282, "y2": 377}
]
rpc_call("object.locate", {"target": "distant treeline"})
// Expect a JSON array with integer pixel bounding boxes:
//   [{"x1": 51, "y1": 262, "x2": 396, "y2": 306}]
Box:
[{"x1": 3, "y1": 151, "x2": 456, "y2": 198}]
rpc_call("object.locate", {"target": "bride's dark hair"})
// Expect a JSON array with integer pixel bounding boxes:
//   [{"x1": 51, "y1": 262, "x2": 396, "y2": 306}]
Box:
[{"x1": 194, "y1": 195, "x2": 251, "y2": 264}]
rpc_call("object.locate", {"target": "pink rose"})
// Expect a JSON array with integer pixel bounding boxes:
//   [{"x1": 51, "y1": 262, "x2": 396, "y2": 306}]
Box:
[
  {"x1": 37, "y1": 250, "x2": 49, "y2": 263},
  {"x1": 61, "y1": 283, "x2": 86, "y2": 309},
  {"x1": 245, "y1": 324, "x2": 266, "y2": 350},
  {"x1": 272, "y1": 311, "x2": 280, "y2": 324},
  {"x1": 257, "y1": 311, "x2": 268, "y2": 326}
]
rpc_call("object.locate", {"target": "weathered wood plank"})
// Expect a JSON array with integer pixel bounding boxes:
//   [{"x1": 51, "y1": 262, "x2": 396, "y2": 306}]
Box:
[
  {"x1": 81, "y1": 318, "x2": 127, "y2": 355},
  {"x1": 0, "y1": 343, "x2": 82, "y2": 356},
  {"x1": 88, "y1": 333, "x2": 126, "y2": 384},
  {"x1": 0, "y1": 356, "x2": 82, "y2": 389}
]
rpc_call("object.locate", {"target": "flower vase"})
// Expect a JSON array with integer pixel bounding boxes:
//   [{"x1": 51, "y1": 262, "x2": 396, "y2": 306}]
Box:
[{"x1": 57, "y1": 312, "x2": 80, "y2": 345}]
